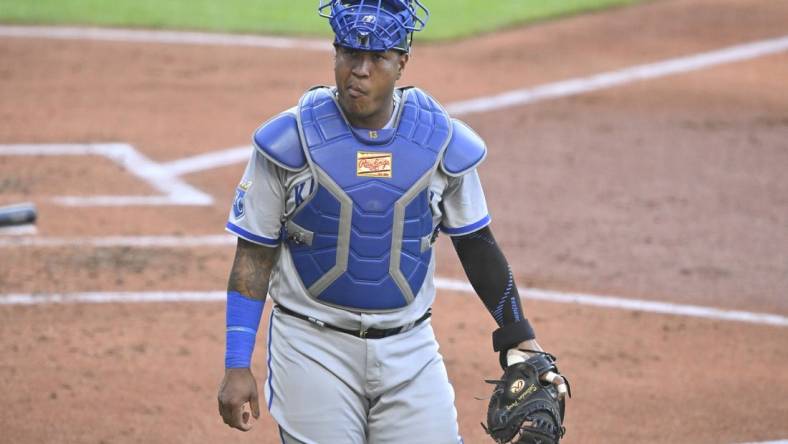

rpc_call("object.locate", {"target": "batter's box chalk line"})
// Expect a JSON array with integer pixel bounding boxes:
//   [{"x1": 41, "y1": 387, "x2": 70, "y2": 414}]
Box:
[
  {"x1": 0, "y1": 269, "x2": 785, "y2": 328},
  {"x1": 0, "y1": 143, "x2": 214, "y2": 206},
  {"x1": 737, "y1": 440, "x2": 788, "y2": 444},
  {"x1": 0, "y1": 25, "x2": 332, "y2": 51}
]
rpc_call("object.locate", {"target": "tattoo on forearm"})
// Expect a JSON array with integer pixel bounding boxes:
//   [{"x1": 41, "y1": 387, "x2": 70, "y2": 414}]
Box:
[{"x1": 227, "y1": 238, "x2": 279, "y2": 301}]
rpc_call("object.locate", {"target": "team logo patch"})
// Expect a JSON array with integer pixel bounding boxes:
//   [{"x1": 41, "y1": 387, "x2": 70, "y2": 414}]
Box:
[
  {"x1": 356, "y1": 151, "x2": 392, "y2": 178},
  {"x1": 232, "y1": 180, "x2": 252, "y2": 219},
  {"x1": 293, "y1": 178, "x2": 314, "y2": 207}
]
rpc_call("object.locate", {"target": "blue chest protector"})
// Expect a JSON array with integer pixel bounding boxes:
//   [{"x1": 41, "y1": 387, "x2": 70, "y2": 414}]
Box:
[{"x1": 284, "y1": 87, "x2": 452, "y2": 312}]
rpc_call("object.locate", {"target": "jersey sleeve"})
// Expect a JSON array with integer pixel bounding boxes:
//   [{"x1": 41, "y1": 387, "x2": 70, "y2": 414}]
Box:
[
  {"x1": 438, "y1": 169, "x2": 491, "y2": 236},
  {"x1": 225, "y1": 150, "x2": 286, "y2": 247}
]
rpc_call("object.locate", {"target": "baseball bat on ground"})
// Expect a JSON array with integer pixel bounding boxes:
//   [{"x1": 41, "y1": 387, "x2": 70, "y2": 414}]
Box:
[{"x1": 0, "y1": 202, "x2": 37, "y2": 227}]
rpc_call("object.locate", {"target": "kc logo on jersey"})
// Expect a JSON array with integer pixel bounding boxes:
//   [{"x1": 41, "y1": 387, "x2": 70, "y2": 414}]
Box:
[
  {"x1": 293, "y1": 178, "x2": 314, "y2": 207},
  {"x1": 356, "y1": 151, "x2": 392, "y2": 178},
  {"x1": 232, "y1": 180, "x2": 252, "y2": 219}
]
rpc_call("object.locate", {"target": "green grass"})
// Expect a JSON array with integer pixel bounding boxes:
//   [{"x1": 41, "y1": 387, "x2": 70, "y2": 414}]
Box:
[{"x1": 0, "y1": 0, "x2": 640, "y2": 41}]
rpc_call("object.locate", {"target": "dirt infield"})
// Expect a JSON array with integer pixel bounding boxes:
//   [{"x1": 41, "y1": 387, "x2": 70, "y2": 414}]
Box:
[{"x1": 1, "y1": 0, "x2": 787, "y2": 442}]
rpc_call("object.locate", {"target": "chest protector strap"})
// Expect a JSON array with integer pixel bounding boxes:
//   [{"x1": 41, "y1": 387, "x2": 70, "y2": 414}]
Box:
[{"x1": 287, "y1": 87, "x2": 452, "y2": 312}]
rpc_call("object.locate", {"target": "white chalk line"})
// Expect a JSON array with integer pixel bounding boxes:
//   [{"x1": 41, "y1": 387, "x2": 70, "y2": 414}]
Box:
[
  {"x1": 0, "y1": 274, "x2": 785, "y2": 327},
  {"x1": 0, "y1": 25, "x2": 331, "y2": 51},
  {"x1": 0, "y1": 291, "x2": 226, "y2": 305},
  {"x1": 0, "y1": 143, "x2": 213, "y2": 206},
  {"x1": 160, "y1": 145, "x2": 252, "y2": 176},
  {"x1": 0, "y1": 234, "x2": 235, "y2": 248},
  {"x1": 433, "y1": 278, "x2": 788, "y2": 327},
  {"x1": 738, "y1": 441, "x2": 788, "y2": 444},
  {"x1": 0, "y1": 224, "x2": 38, "y2": 236},
  {"x1": 446, "y1": 35, "x2": 788, "y2": 115}
]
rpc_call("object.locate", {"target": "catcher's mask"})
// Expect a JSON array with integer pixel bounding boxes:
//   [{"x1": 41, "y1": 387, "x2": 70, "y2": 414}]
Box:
[{"x1": 318, "y1": 0, "x2": 429, "y2": 53}]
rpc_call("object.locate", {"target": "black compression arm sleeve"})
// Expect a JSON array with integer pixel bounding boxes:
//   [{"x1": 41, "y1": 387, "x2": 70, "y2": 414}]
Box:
[
  {"x1": 451, "y1": 226, "x2": 524, "y2": 325},
  {"x1": 451, "y1": 226, "x2": 535, "y2": 358}
]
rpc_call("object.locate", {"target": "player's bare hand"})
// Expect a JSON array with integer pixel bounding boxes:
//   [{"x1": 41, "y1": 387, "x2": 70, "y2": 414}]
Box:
[
  {"x1": 217, "y1": 367, "x2": 261, "y2": 431},
  {"x1": 510, "y1": 339, "x2": 569, "y2": 399}
]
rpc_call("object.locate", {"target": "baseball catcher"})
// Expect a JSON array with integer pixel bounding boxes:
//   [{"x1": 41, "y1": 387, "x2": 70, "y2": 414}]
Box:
[
  {"x1": 483, "y1": 349, "x2": 570, "y2": 443},
  {"x1": 217, "y1": 1, "x2": 570, "y2": 442}
]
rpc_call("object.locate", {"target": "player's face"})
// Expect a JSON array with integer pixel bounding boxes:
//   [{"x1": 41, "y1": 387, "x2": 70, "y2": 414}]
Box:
[{"x1": 334, "y1": 46, "x2": 408, "y2": 129}]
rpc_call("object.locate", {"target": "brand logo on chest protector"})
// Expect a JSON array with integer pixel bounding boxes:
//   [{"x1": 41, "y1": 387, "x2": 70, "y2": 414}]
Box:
[{"x1": 356, "y1": 151, "x2": 392, "y2": 178}]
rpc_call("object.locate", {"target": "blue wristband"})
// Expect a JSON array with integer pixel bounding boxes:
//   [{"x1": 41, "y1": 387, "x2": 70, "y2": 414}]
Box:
[{"x1": 225, "y1": 291, "x2": 265, "y2": 368}]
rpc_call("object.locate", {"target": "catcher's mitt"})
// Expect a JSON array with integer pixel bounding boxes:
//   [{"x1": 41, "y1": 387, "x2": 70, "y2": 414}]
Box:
[{"x1": 482, "y1": 351, "x2": 569, "y2": 444}]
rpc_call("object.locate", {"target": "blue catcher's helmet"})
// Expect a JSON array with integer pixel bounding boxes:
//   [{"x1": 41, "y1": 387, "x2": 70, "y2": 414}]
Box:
[{"x1": 318, "y1": 0, "x2": 429, "y2": 53}]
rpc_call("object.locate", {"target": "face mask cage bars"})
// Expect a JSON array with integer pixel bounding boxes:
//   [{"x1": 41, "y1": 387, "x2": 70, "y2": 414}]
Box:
[{"x1": 318, "y1": 0, "x2": 430, "y2": 52}]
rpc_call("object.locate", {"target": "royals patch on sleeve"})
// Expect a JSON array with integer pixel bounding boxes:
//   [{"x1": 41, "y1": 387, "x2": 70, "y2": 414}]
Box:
[
  {"x1": 232, "y1": 180, "x2": 252, "y2": 219},
  {"x1": 356, "y1": 151, "x2": 392, "y2": 178}
]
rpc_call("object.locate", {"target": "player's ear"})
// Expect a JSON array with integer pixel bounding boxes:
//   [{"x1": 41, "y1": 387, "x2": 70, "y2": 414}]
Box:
[
  {"x1": 333, "y1": 44, "x2": 340, "y2": 62},
  {"x1": 397, "y1": 52, "x2": 409, "y2": 79}
]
